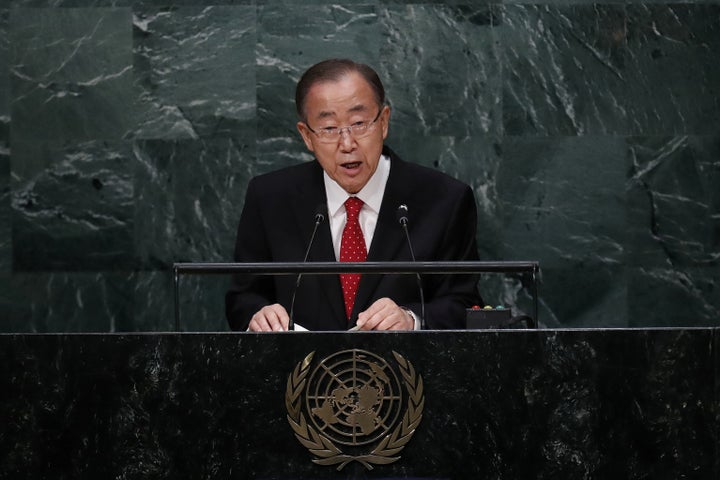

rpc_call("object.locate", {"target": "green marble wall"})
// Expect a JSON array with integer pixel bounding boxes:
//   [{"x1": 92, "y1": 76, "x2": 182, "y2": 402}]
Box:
[{"x1": 0, "y1": 1, "x2": 718, "y2": 332}]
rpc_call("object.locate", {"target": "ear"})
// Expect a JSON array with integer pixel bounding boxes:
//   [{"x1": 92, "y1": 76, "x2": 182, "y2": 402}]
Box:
[
  {"x1": 296, "y1": 122, "x2": 315, "y2": 152},
  {"x1": 380, "y1": 105, "x2": 391, "y2": 140}
]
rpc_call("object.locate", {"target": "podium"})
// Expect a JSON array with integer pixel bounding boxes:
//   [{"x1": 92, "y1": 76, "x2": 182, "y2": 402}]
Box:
[{"x1": 1, "y1": 328, "x2": 716, "y2": 478}]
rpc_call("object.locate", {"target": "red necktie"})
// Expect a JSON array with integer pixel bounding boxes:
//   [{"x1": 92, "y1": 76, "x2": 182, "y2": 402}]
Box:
[{"x1": 339, "y1": 197, "x2": 367, "y2": 320}]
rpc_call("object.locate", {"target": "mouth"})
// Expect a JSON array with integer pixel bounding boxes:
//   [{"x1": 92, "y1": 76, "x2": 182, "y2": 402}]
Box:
[{"x1": 341, "y1": 161, "x2": 362, "y2": 171}]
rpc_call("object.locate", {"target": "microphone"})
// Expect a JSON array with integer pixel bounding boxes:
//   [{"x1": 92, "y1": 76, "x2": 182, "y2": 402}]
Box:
[
  {"x1": 396, "y1": 204, "x2": 426, "y2": 329},
  {"x1": 288, "y1": 204, "x2": 327, "y2": 330}
]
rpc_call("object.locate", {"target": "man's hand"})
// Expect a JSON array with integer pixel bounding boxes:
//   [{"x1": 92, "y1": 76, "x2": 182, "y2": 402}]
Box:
[
  {"x1": 355, "y1": 297, "x2": 415, "y2": 331},
  {"x1": 248, "y1": 304, "x2": 290, "y2": 331}
]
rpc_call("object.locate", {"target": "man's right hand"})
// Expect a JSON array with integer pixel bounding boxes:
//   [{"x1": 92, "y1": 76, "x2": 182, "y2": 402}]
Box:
[{"x1": 248, "y1": 304, "x2": 290, "y2": 331}]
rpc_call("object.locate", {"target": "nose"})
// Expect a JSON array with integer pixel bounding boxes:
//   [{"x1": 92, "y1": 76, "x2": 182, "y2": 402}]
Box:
[{"x1": 338, "y1": 128, "x2": 357, "y2": 151}]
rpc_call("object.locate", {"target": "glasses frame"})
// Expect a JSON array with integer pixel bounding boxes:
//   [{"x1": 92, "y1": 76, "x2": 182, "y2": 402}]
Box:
[{"x1": 305, "y1": 108, "x2": 383, "y2": 143}]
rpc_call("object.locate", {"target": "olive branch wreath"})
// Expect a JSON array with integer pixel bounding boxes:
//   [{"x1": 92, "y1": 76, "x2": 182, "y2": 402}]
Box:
[{"x1": 285, "y1": 351, "x2": 424, "y2": 471}]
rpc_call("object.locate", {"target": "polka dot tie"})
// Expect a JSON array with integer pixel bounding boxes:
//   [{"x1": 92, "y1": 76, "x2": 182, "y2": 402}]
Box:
[{"x1": 340, "y1": 197, "x2": 367, "y2": 320}]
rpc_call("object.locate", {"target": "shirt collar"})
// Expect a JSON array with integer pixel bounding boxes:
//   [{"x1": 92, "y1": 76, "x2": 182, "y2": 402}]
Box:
[{"x1": 324, "y1": 154, "x2": 391, "y2": 217}]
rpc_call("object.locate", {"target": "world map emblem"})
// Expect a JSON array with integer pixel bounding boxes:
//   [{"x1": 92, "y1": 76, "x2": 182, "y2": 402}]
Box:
[{"x1": 285, "y1": 349, "x2": 424, "y2": 470}]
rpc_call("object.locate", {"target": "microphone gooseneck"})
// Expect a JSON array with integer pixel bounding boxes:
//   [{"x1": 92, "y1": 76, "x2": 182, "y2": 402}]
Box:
[
  {"x1": 396, "y1": 204, "x2": 426, "y2": 330},
  {"x1": 288, "y1": 204, "x2": 327, "y2": 331}
]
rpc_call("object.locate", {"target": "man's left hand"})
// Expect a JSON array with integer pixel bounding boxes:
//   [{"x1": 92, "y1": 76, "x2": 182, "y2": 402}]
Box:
[{"x1": 355, "y1": 298, "x2": 415, "y2": 331}]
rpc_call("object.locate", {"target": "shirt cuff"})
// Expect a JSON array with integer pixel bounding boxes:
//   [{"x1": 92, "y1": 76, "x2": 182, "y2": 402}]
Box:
[{"x1": 401, "y1": 307, "x2": 421, "y2": 331}]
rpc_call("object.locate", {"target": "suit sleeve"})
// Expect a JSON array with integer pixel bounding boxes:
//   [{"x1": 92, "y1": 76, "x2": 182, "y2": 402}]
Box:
[{"x1": 224, "y1": 178, "x2": 275, "y2": 331}]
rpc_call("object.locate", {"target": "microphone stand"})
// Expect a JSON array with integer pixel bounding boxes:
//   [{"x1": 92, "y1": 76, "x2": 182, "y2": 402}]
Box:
[
  {"x1": 397, "y1": 205, "x2": 426, "y2": 330},
  {"x1": 288, "y1": 207, "x2": 326, "y2": 330}
]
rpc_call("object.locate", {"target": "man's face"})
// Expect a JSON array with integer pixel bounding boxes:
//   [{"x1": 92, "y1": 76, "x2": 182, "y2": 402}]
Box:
[{"x1": 297, "y1": 72, "x2": 390, "y2": 194}]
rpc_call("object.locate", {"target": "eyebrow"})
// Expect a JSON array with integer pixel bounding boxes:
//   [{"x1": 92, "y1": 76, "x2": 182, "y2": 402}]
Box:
[{"x1": 316, "y1": 104, "x2": 369, "y2": 119}]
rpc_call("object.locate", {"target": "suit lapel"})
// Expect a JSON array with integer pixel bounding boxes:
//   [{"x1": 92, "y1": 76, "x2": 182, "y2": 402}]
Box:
[{"x1": 290, "y1": 165, "x2": 332, "y2": 261}]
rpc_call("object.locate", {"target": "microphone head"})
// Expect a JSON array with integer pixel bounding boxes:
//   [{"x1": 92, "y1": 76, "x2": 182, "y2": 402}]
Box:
[
  {"x1": 314, "y1": 203, "x2": 327, "y2": 223},
  {"x1": 396, "y1": 204, "x2": 409, "y2": 225}
]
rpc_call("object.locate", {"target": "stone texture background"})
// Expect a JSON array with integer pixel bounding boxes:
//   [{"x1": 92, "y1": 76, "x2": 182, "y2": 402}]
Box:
[{"x1": 0, "y1": 1, "x2": 718, "y2": 332}]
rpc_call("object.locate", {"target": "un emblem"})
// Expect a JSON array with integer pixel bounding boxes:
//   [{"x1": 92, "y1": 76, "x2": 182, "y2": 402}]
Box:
[{"x1": 285, "y1": 349, "x2": 424, "y2": 471}]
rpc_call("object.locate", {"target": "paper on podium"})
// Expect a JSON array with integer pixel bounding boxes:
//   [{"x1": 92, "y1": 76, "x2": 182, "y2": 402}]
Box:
[{"x1": 292, "y1": 324, "x2": 357, "y2": 331}]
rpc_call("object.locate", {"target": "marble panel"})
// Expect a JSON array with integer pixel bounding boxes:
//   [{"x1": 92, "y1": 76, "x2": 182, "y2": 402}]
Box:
[
  {"x1": 623, "y1": 142, "x2": 720, "y2": 326},
  {"x1": 10, "y1": 8, "x2": 134, "y2": 142},
  {"x1": 715, "y1": 328, "x2": 720, "y2": 477},
  {"x1": 528, "y1": 329, "x2": 716, "y2": 478},
  {"x1": 175, "y1": 273, "x2": 233, "y2": 331},
  {"x1": 130, "y1": 269, "x2": 231, "y2": 332},
  {"x1": 501, "y1": 0, "x2": 623, "y2": 4},
  {"x1": 132, "y1": 5, "x2": 256, "y2": 140},
  {"x1": 0, "y1": 10, "x2": 7, "y2": 115},
  {"x1": 537, "y1": 265, "x2": 628, "y2": 328},
  {"x1": 0, "y1": 334, "x2": 182, "y2": 477},
  {"x1": 380, "y1": 0, "x2": 495, "y2": 5},
  {"x1": 256, "y1": 0, "x2": 381, "y2": 5},
  {"x1": 628, "y1": 266, "x2": 720, "y2": 327},
  {"x1": 499, "y1": 4, "x2": 629, "y2": 135},
  {"x1": 0, "y1": 275, "x2": 11, "y2": 330},
  {"x1": 6, "y1": 0, "x2": 252, "y2": 7},
  {"x1": 133, "y1": 136, "x2": 252, "y2": 270},
  {"x1": 7, "y1": 0, "x2": 132, "y2": 7},
  {"x1": 12, "y1": 140, "x2": 135, "y2": 271},
  {"x1": 379, "y1": 4, "x2": 501, "y2": 137},
  {"x1": 0, "y1": 10, "x2": 8, "y2": 273},
  {"x1": 624, "y1": 5, "x2": 720, "y2": 135},
  {"x1": 497, "y1": 136, "x2": 628, "y2": 326},
  {"x1": 0, "y1": 155, "x2": 9, "y2": 273},
  {"x1": 626, "y1": 135, "x2": 720, "y2": 269},
  {"x1": 497, "y1": 135, "x2": 627, "y2": 269},
  {"x1": 128, "y1": 271, "x2": 176, "y2": 331},
  {"x1": 0, "y1": 272, "x2": 133, "y2": 332}
]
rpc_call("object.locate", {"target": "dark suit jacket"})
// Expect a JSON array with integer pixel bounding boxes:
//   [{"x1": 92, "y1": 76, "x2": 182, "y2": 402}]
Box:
[{"x1": 225, "y1": 146, "x2": 481, "y2": 331}]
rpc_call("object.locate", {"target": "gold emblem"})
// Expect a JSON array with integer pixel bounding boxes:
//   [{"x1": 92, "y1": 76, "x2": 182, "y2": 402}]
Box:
[{"x1": 285, "y1": 349, "x2": 424, "y2": 471}]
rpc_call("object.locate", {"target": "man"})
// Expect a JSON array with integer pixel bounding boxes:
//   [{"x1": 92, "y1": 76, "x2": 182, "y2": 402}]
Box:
[{"x1": 225, "y1": 58, "x2": 481, "y2": 331}]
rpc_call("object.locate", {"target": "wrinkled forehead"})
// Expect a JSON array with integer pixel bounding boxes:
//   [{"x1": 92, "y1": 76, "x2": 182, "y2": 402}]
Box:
[
  {"x1": 304, "y1": 74, "x2": 380, "y2": 120},
  {"x1": 302, "y1": 73, "x2": 382, "y2": 120}
]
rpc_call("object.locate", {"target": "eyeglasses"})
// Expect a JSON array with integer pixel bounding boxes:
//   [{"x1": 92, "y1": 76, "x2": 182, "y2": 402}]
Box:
[{"x1": 305, "y1": 109, "x2": 383, "y2": 143}]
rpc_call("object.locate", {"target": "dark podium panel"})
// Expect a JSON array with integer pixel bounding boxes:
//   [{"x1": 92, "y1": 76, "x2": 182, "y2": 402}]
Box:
[{"x1": 1, "y1": 329, "x2": 718, "y2": 479}]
